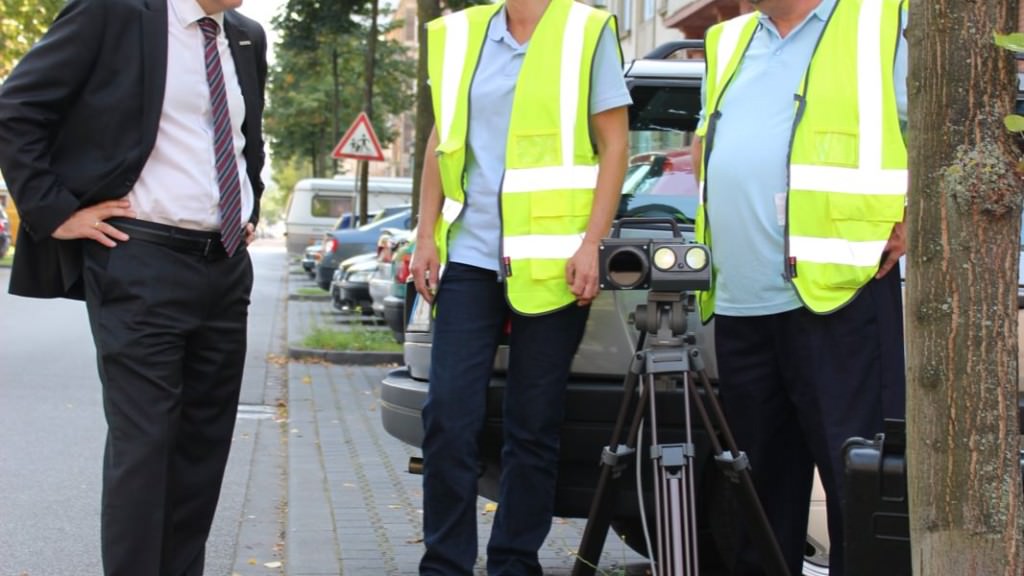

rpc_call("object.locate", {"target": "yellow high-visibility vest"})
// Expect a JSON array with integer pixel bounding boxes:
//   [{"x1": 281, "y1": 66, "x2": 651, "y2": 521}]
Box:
[
  {"x1": 426, "y1": 0, "x2": 617, "y2": 315},
  {"x1": 695, "y1": 0, "x2": 907, "y2": 321}
]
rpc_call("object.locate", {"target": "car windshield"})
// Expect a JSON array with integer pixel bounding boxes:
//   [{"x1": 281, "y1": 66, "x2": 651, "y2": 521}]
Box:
[{"x1": 619, "y1": 84, "x2": 702, "y2": 223}]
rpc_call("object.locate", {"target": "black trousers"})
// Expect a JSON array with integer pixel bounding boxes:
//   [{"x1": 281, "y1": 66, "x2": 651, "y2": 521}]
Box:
[
  {"x1": 713, "y1": 270, "x2": 905, "y2": 576},
  {"x1": 82, "y1": 235, "x2": 252, "y2": 576}
]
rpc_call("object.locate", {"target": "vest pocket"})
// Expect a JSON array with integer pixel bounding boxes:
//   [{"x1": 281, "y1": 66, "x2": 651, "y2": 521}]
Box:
[
  {"x1": 530, "y1": 191, "x2": 592, "y2": 235},
  {"x1": 508, "y1": 130, "x2": 560, "y2": 167},
  {"x1": 828, "y1": 193, "x2": 904, "y2": 223},
  {"x1": 812, "y1": 130, "x2": 859, "y2": 167}
]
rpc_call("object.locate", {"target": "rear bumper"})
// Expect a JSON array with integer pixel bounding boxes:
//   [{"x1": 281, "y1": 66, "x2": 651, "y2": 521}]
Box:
[{"x1": 380, "y1": 367, "x2": 721, "y2": 520}]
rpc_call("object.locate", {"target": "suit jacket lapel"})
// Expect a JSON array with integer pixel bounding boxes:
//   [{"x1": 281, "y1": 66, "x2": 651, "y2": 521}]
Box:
[
  {"x1": 141, "y1": 0, "x2": 168, "y2": 152},
  {"x1": 224, "y1": 13, "x2": 259, "y2": 137}
]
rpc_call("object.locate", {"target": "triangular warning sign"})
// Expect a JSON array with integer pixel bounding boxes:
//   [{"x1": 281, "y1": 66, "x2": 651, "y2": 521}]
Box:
[{"x1": 332, "y1": 112, "x2": 385, "y2": 161}]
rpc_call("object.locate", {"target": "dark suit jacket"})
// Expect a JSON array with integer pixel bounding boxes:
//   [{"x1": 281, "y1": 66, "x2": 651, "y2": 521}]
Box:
[{"x1": 0, "y1": 0, "x2": 268, "y2": 299}]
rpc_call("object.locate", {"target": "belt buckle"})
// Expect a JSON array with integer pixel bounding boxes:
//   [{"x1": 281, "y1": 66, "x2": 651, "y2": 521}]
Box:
[{"x1": 202, "y1": 238, "x2": 212, "y2": 257}]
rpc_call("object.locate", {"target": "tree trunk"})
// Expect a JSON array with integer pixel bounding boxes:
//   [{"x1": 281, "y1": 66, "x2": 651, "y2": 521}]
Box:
[
  {"x1": 906, "y1": 2, "x2": 1023, "y2": 575},
  {"x1": 411, "y1": 0, "x2": 441, "y2": 228}
]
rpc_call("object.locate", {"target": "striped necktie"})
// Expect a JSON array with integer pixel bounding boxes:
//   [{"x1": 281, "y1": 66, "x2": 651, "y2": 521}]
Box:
[{"x1": 198, "y1": 17, "x2": 243, "y2": 256}]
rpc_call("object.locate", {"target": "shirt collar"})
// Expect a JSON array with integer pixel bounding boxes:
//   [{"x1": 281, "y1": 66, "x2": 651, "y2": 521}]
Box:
[
  {"x1": 170, "y1": 0, "x2": 226, "y2": 31},
  {"x1": 486, "y1": 6, "x2": 524, "y2": 49}
]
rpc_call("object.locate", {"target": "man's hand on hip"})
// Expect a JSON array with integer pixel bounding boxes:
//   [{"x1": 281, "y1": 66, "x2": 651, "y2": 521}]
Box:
[{"x1": 52, "y1": 199, "x2": 137, "y2": 247}]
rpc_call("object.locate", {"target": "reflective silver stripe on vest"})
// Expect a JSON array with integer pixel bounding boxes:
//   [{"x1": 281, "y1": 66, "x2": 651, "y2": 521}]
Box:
[
  {"x1": 560, "y1": 2, "x2": 590, "y2": 167},
  {"x1": 503, "y1": 165, "x2": 599, "y2": 193},
  {"x1": 716, "y1": 13, "x2": 756, "y2": 81},
  {"x1": 789, "y1": 236, "x2": 889, "y2": 267},
  {"x1": 504, "y1": 233, "x2": 586, "y2": 260},
  {"x1": 438, "y1": 12, "x2": 469, "y2": 144},
  {"x1": 789, "y1": 165, "x2": 906, "y2": 195},
  {"x1": 441, "y1": 198, "x2": 463, "y2": 224},
  {"x1": 858, "y1": 0, "x2": 883, "y2": 173}
]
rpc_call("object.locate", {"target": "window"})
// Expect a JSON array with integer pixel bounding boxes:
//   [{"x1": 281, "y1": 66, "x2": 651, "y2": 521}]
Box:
[
  {"x1": 311, "y1": 194, "x2": 353, "y2": 219},
  {"x1": 618, "y1": 84, "x2": 703, "y2": 222},
  {"x1": 618, "y1": 0, "x2": 632, "y2": 34},
  {"x1": 643, "y1": 0, "x2": 655, "y2": 21}
]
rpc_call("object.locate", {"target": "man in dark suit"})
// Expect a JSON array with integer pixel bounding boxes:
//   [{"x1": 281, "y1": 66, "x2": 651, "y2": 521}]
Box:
[{"x1": 0, "y1": 0, "x2": 267, "y2": 574}]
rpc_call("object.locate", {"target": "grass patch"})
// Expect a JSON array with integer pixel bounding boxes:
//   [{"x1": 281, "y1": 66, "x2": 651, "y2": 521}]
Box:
[
  {"x1": 302, "y1": 325, "x2": 402, "y2": 352},
  {"x1": 0, "y1": 246, "x2": 13, "y2": 267},
  {"x1": 295, "y1": 286, "x2": 328, "y2": 296}
]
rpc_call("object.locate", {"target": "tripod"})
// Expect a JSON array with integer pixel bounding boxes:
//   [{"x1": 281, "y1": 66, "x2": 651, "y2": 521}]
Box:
[{"x1": 571, "y1": 290, "x2": 791, "y2": 576}]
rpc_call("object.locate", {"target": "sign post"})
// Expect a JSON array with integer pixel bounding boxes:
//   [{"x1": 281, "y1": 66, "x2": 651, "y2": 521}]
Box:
[{"x1": 332, "y1": 112, "x2": 385, "y2": 225}]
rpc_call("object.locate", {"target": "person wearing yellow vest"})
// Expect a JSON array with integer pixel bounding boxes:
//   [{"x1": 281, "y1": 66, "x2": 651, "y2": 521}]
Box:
[
  {"x1": 409, "y1": 0, "x2": 630, "y2": 573},
  {"x1": 691, "y1": 0, "x2": 907, "y2": 575}
]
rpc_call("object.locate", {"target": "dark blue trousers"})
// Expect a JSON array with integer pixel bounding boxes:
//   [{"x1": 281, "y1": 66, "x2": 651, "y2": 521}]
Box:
[
  {"x1": 419, "y1": 262, "x2": 590, "y2": 576},
  {"x1": 713, "y1": 270, "x2": 905, "y2": 576}
]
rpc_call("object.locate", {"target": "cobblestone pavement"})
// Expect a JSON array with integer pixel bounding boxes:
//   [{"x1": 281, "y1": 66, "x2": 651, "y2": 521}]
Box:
[{"x1": 284, "y1": 268, "x2": 650, "y2": 575}]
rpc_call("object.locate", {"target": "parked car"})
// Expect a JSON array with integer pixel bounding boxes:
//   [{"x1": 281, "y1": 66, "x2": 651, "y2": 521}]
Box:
[
  {"x1": 316, "y1": 208, "x2": 413, "y2": 290},
  {"x1": 383, "y1": 238, "x2": 416, "y2": 344},
  {"x1": 301, "y1": 243, "x2": 322, "y2": 279},
  {"x1": 369, "y1": 230, "x2": 414, "y2": 320},
  {"x1": 0, "y1": 206, "x2": 10, "y2": 259},
  {"x1": 379, "y1": 42, "x2": 832, "y2": 575},
  {"x1": 329, "y1": 252, "x2": 378, "y2": 311},
  {"x1": 332, "y1": 257, "x2": 378, "y2": 314}
]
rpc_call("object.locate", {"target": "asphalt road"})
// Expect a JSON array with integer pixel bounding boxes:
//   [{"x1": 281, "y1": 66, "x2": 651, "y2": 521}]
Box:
[{"x1": 0, "y1": 239, "x2": 289, "y2": 576}]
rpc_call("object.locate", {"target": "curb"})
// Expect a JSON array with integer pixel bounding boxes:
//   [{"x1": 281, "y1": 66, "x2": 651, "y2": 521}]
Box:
[{"x1": 288, "y1": 346, "x2": 403, "y2": 366}]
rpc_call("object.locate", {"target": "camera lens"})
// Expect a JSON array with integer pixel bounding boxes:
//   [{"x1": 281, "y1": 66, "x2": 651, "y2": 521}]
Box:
[{"x1": 606, "y1": 246, "x2": 649, "y2": 289}]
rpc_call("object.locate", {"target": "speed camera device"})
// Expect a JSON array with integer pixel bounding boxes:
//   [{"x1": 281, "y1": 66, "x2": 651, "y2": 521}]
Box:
[{"x1": 598, "y1": 218, "x2": 711, "y2": 293}]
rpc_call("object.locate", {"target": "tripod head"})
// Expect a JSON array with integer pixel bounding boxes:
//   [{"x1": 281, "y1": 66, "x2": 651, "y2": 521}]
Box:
[{"x1": 633, "y1": 290, "x2": 696, "y2": 347}]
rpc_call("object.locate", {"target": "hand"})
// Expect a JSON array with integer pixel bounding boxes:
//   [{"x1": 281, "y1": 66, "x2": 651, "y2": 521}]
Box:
[
  {"x1": 244, "y1": 223, "x2": 256, "y2": 246},
  {"x1": 411, "y1": 239, "x2": 441, "y2": 304},
  {"x1": 51, "y1": 199, "x2": 137, "y2": 248},
  {"x1": 566, "y1": 240, "x2": 600, "y2": 306},
  {"x1": 876, "y1": 221, "x2": 906, "y2": 279}
]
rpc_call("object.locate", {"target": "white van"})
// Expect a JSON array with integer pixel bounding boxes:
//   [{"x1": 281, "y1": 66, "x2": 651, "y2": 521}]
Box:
[{"x1": 284, "y1": 176, "x2": 412, "y2": 254}]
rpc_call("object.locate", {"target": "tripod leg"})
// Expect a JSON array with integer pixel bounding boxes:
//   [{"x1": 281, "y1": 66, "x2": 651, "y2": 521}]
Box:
[
  {"x1": 686, "y1": 369, "x2": 792, "y2": 576},
  {"x1": 648, "y1": 370, "x2": 701, "y2": 576},
  {"x1": 572, "y1": 350, "x2": 651, "y2": 575}
]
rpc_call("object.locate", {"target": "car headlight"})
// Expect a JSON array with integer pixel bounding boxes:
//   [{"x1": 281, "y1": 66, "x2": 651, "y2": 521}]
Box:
[{"x1": 347, "y1": 270, "x2": 373, "y2": 283}]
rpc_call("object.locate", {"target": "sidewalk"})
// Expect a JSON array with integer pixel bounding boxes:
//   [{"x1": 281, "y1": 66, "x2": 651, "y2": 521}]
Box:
[{"x1": 283, "y1": 265, "x2": 648, "y2": 575}]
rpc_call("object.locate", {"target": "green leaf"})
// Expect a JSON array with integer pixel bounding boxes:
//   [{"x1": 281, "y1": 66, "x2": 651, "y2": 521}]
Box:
[
  {"x1": 993, "y1": 32, "x2": 1024, "y2": 52},
  {"x1": 1004, "y1": 114, "x2": 1024, "y2": 132}
]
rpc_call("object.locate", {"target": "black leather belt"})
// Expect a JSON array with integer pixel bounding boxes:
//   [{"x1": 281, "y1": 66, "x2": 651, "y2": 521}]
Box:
[{"x1": 108, "y1": 218, "x2": 233, "y2": 260}]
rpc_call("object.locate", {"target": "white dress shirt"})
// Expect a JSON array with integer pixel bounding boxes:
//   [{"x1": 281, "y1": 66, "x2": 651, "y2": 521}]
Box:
[{"x1": 128, "y1": 0, "x2": 253, "y2": 232}]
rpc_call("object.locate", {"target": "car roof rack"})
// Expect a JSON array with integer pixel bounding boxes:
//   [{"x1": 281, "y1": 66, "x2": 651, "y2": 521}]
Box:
[{"x1": 642, "y1": 40, "x2": 705, "y2": 61}]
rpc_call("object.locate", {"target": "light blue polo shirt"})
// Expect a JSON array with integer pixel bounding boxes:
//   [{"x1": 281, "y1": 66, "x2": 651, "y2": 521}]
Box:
[
  {"x1": 449, "y1": 8, "x2": 633, "y2": 273},
  {"x1": 700, "y1": 0, "x2": 908, "y2": 316}
]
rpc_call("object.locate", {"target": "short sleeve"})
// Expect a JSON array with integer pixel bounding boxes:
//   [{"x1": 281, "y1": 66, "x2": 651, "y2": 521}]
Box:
[{"x1": 589, "y1": 24, "x2": 632, "y2": 115}]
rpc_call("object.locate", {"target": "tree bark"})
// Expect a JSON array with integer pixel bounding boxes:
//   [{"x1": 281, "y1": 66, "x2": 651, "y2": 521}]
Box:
[
  {"x1": 906, "y1": 1, "x2": 1023, "y2": 575},
  {"x1": 411, "y1": 0, "x2": 441, "y2": 229}
]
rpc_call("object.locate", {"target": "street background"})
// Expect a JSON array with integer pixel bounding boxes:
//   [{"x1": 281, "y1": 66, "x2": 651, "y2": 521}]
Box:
[{"x1": 0, "y1": 238, "x2": 645, "y2": 575}]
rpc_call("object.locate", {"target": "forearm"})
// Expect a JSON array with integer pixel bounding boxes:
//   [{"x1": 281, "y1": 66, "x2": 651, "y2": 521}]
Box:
[
  {"x1": 417, "y1": 127, "x2": 444, "y2": 244},
  {"x1": 691, "y1": 137, "x2": 703, "y2": 183},
  {"x1": 584, "y1": 107, "x2": 629, "y2": 245},
  {"x1": 0, "y1": 0, "x2": 103, "y2": 239}
]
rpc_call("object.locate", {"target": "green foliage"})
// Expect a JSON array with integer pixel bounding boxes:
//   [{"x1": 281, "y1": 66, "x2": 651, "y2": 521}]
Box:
[
  {"x1": 0, "y1": 0, "x2": 64, "y2": 78},
  {"x1": 266, "y1": 4, "x2": 415, "y2": 178}
]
